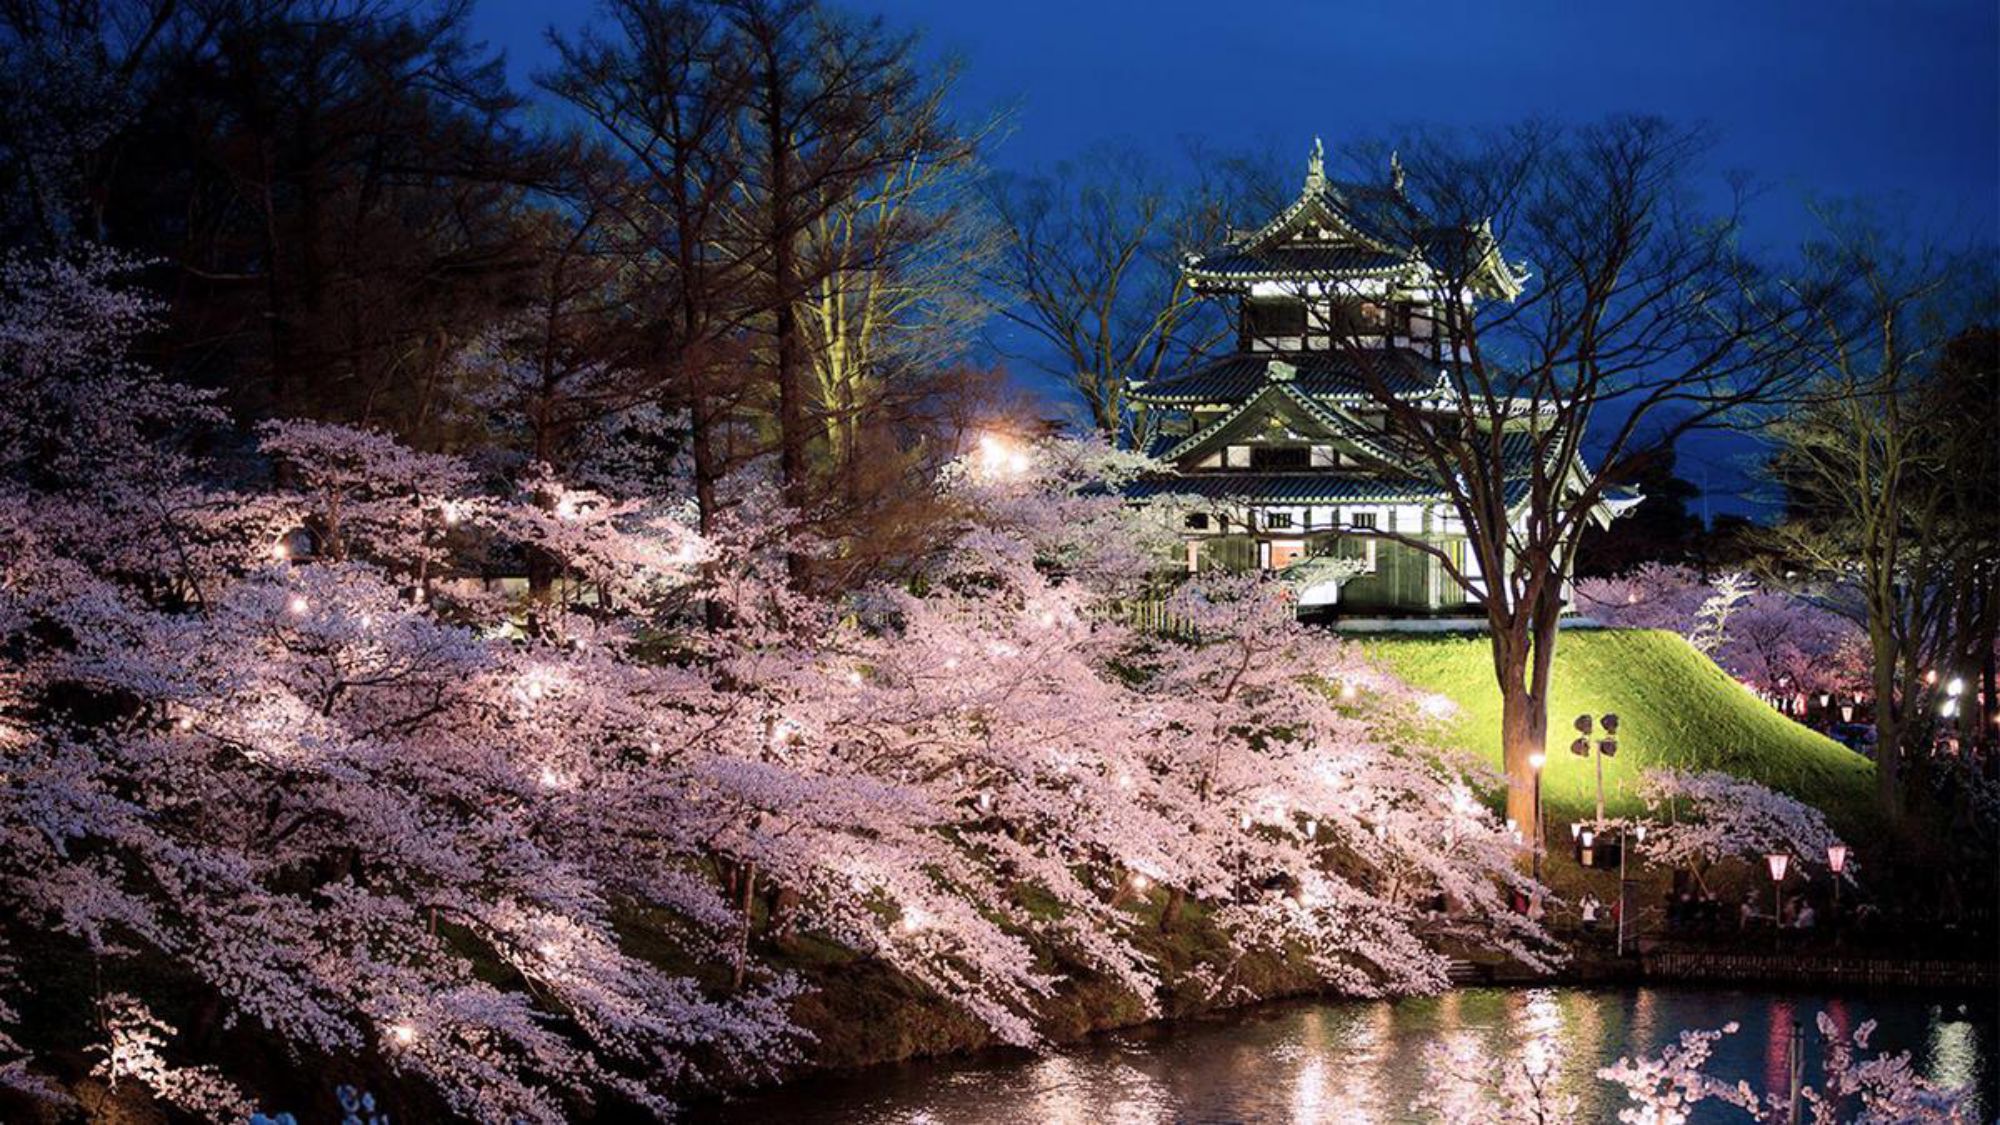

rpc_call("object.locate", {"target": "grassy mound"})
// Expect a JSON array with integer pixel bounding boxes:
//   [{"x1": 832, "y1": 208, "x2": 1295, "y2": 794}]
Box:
[{"x1": 1360, "y1": 628, "x2": 1878, "y2": 832}]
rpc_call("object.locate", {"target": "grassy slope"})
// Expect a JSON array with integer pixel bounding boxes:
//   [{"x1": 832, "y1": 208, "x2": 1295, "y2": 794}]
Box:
[{"x1": 1360, "y1": 628, "x2": 1878, "y2": 833}]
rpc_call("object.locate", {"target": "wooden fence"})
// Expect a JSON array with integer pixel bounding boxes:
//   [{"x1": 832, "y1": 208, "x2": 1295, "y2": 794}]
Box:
[
  {"x1": 1643, "y1": 951, "x2": 1995, "y2": 990},
  {"x1": 1104, "y1": 595, "x2": 1199, "y2": 640}
]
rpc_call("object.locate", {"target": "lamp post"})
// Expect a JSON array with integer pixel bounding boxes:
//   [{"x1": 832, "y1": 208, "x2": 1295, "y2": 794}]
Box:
[
  {"x1": 1826, "y1": 842, "x2": 1849, "y2": 914},
  {"x1": 1571, "y1": 713, "x2": 1621, "y2": 832},
  {"x1": 1766, "y1": 852, "x2": 1791, "y2": 949}
]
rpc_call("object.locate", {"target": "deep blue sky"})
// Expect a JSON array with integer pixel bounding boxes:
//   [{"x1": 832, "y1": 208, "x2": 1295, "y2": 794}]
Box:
[{"x1": 472, "y1": 0, "x2": 1999, "y2": 516}]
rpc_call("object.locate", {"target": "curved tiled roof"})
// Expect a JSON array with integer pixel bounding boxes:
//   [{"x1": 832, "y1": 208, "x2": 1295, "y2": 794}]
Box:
[
  {"x1": 1124, "y1": 473, "x2": 1446, "y2": 504},
  {"x1": 1187, "y1": 244, "x2": 1410, "y2": 280},
  {"x1": 1131, "y1": 349, "x2": 1440, "y2": 405}
]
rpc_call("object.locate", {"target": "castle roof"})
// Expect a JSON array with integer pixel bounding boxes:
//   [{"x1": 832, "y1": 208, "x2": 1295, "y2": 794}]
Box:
[
  {"x1": 1181, "y1": 139, "x2": 1521, "y2": 297},
  {"x1": 1130, "y1": 349, "x2": 1440, "y2": 406}
]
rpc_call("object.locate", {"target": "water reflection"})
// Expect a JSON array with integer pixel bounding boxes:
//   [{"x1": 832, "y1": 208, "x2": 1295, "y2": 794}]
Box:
[
  {"x1": 1932, "y1": 1004, "x2": 1983, "y2": 1099},
  {"x1": 704, "y1": 986, "x2": 1998, "y2": 1124}
]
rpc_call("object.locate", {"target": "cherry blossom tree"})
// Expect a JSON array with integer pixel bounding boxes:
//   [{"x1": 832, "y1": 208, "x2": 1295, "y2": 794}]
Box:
[
  {"x1": 1600, "y1": 1011, "x2": 1975, "y2": 1124},
  {"x1": 1, "y1": 247, "x2": 1559, "y2": 1117},
  {"x1": 1634, "y1": 769, "x2": 1845, "y2": 887},
  {"x1": 1575, "y1": 564, "x2": 1717, "y2": 636},
  {"x1": 1577, "y1": 566, "x2": 1869, "y2": 701}
]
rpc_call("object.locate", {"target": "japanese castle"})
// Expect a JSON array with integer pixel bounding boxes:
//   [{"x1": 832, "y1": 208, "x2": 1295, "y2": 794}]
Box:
[{"x1": 1128, "y1": 140, "x2": 1633, "y2": 617}]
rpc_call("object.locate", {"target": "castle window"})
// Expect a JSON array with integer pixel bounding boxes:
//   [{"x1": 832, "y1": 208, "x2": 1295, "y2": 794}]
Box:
[
  {"x1": 1250, "y1": 445, "x2": 1310, "y2": 470},
  {"x1": 1185, "y1": 512, "x2": 1210, "y2": 530},
  {"x1": 1265, "y1": 511, "x2": 1294, "y2": 530},
  {"x1": 1329, "y1": 300, "x2": 1388, "y2": 336},
  {"x1": 1350, "y1": 511, "x2": 1378, "y2": 530},
  {"x1": 1245, "y1": 299, "x2": 1307, "y2": 339}
]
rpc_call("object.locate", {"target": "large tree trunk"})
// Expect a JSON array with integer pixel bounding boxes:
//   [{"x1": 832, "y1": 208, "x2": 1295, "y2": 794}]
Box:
[
  {"x1": 1498, "y1": 672, "x2": 1547, "y2": 850},
  {"x1": 1492, "y1": 605, "x2": 1555, "y2": 855},
  {"x1": 762, "y1": 57, "x2": 810, "y2": 587},
  {"x1": 1871, "y1": 621, "x2": 1903, "y2": 818},
  {"x1": 1158, "y1": 886, "x2": 1185, "y2": 933}
]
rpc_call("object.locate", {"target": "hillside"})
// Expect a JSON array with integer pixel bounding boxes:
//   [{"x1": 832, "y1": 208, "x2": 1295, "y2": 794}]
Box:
[{"x1": 1360, "y1": 628, "x2": 1879, "y2": 832}]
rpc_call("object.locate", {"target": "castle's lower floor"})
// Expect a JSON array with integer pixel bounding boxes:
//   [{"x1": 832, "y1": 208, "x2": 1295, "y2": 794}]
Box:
[{"x1": 1182, "y1": 530, "x2": 1483, "y2": 615}]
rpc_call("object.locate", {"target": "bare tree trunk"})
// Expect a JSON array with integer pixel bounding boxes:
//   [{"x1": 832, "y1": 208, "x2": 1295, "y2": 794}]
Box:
[
  {"x1": 1872, "y1": 623, "x2": 1904, "y2": 818},
  {"x1": 760, "y1": 54, "x2": 810, "y2": 586},
  {"x1": 1499, "y1": 675, "x2": 1547, "y2": 847}
]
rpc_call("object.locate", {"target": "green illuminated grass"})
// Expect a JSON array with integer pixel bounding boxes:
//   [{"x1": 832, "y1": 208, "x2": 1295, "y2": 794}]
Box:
[{"x1": 1359, "y1": 628, "x2": 1879, "y2": 833}]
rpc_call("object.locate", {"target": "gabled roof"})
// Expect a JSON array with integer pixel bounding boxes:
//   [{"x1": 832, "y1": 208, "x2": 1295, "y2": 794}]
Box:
[
  {"x1": 1128, "y1": 414, "x2": 1598, "y2": 512},
  {"x1": 1131, "y1": 349, "x2": 1441, "y2": 406},
  {"x1": 1156, "y1": 380, "x2": 1409, "y2": 469},
  {"x1": 1181, "y1": 139, "x2": 1523, "y2": 297}
]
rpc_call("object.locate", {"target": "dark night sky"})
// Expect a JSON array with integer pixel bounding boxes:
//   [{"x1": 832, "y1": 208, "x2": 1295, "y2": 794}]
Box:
[{"x1": 472, "y1": 0, "x2": 1999, "y2": 517}]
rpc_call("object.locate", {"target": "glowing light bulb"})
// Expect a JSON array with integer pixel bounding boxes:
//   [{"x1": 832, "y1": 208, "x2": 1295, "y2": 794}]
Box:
[
  {"x1": 1130, "y1": 873, "x2": 1151, "y2": 892},
  {"x1": 899, "y1": 908, "x2": 929, "y2": 933},
  {"x1": 175, "y1": 713, "x2": 193, "y2": 731},
  {"x1": 388, "y1": 1023, "x2": 416, "y2": 1045},
  {"x1": 1528, "y1": 751, "x2": 1547, "y2": 770},
  {"x1": 1338, "y1": 681, "x2": 1358, "y2": 701},
  {"x1": 441, "y1": 501, "x2": 461, "y2": 526},
  {"x1": 272, "y1": 541, "x2": 290, "y2": 561},
  {"x1": 287, "y1": 595, "x2": 309, "y2": 615}
]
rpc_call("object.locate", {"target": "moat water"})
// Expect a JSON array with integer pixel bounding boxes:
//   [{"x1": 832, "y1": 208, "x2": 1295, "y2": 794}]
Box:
[{"x1": 701, "y1": 985, "x2": 1996, "y2": 1123}]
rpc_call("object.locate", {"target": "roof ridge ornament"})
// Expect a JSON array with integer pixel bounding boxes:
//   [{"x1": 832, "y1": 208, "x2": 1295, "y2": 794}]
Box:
[
  {"x1": 1305, "y1": 136, "x2": 1326, "y2": 192},
  {"x1": 1390, "y1": 150, "x2": 1405, "y2": 193},
  {"x1": 1266, "y1": 358, "x2": 1298, "y2": 382}
]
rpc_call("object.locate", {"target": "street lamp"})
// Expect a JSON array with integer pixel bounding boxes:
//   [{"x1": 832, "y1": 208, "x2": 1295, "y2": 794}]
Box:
[
  {"x1": 1827, "y1": 843, "x2": 1849, "y2": 915},
  {"x1": 1766, "y1": 852, "x2": 1791, "y2": 945},
  {"x1": 1571, "y1": 713, "x2": 1620, "y2": 830}
]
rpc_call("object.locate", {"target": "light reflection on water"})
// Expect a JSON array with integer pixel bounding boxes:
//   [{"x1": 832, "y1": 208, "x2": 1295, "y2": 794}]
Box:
[{"x1": 705, "y1": 986, "x2": 1997, "y2": 1124}]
